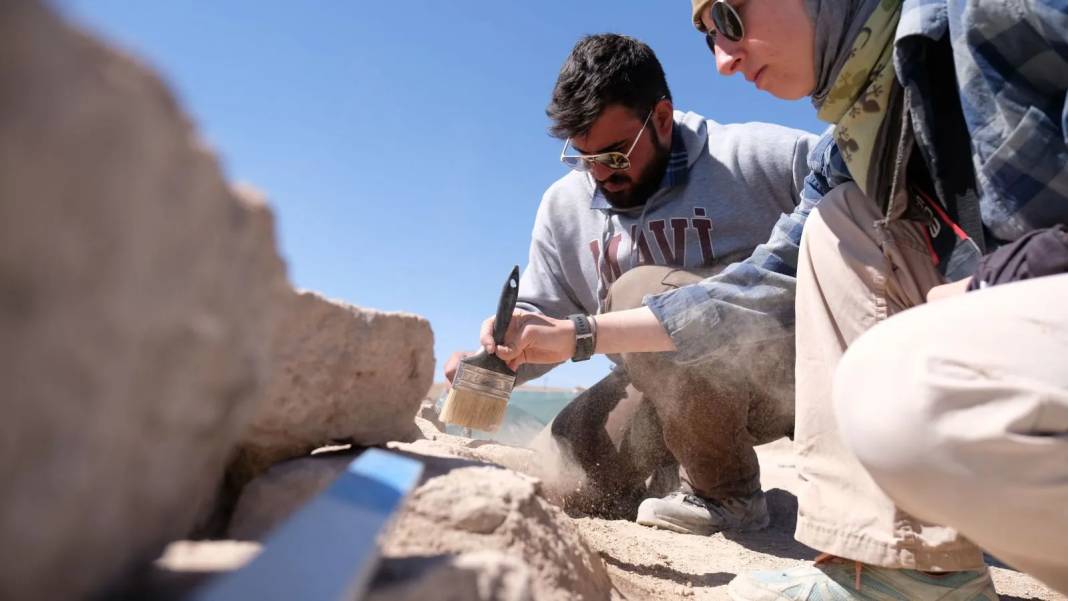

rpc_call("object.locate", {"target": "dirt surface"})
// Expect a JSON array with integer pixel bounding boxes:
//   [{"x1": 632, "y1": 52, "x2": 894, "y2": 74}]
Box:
[
  {"x1": 570, "y1": 439, "x2": 1066, "y2": 601},
  {"x1": 134, "y1": 435, "x2": 1064, "y2": 601}
]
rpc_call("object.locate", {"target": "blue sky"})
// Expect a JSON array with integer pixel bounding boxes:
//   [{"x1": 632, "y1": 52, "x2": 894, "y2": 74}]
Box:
[{"x1": 60, "y1": 1, "x2": 824, "y2": 388}]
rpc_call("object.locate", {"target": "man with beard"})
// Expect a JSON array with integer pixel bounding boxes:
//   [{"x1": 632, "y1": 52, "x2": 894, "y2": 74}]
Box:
[{"x1": 444, "y1": 33, "x2": 815, "y2": 533}]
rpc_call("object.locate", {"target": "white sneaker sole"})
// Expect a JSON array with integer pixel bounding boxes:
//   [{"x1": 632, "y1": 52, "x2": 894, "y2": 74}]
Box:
[
  {"x1": 635, "y1": 503, "x2": 770, "y2": 535},
  {"x1": 635, "y1": 511, "x2": 715, "y2": 535}
]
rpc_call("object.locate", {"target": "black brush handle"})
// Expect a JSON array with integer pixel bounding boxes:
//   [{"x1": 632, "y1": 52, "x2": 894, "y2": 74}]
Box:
[{"x1": 492, "y1": 265, "x2": 520, "y2": 347}]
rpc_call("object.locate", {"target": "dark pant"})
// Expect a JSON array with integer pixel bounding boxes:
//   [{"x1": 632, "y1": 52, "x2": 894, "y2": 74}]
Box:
[{"x1": 541, "y1": 266, "x2": 794, "y2": 518}]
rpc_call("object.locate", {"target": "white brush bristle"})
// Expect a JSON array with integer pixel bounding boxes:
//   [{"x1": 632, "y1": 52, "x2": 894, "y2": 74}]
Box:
[{"x1": 440, "y1": 387, "x2": 508, "y2": 432}]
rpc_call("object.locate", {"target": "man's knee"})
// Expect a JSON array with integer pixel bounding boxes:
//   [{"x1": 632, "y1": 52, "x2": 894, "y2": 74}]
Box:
[
  {"x1": 604, "y1": 265, "x2": 683, "y2": 312},
  {"x1": 604, "y1": 265, "x2": 708, "y2": 313}
]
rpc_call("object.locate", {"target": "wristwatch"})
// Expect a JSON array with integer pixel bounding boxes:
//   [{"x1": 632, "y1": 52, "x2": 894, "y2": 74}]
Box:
[{"x1": 568, "y1": 314, "x2": 595, "y2": 362}]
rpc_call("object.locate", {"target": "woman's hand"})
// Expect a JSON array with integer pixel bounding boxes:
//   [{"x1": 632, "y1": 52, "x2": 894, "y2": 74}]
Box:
[
  {"x1": 479, "y1": 310, "x2": 576, "y2": 370},
  {"x1": 926, "y1": 277, "x2": 973, "y2": 303}
]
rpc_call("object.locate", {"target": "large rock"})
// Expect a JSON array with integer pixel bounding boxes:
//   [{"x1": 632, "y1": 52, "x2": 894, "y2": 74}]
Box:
[
  {"x1": 384, "y1": 466, "x2": 612, "y2": 601},
  {"x1": 228, "y1": 445, "x2": 610, "y2": 601},
  {"x1": 392, "y1": 435, "x2": 540, "y2": 477},
  {"x1": 0, "y1": 2, "x2": 287, "y2": 600},
  {"x1": 235, "y1": 290, "x2": 434, "y2": 474},
  {"x1": 227, "y1": 440, "x2": 512, "y2": 541}
]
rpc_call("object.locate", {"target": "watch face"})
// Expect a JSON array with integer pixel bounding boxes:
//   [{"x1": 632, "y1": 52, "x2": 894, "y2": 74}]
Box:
[{"x1": 568, "y1": 314, "x2": 595, "y2": 362}]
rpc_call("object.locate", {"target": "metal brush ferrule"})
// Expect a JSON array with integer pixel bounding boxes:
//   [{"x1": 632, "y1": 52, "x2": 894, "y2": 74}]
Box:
[{"x1": 453, "y1": 362, "x2": 514, "y2": 402}]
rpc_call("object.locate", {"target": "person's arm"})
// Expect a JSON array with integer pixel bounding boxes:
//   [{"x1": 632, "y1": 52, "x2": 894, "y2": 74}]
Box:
[
  {"x1": 509, "y1": 199, "x2": 591, "y2": 382},
  {"x1": 484, "y1": 198, "x2": 814, "y2": 370},
  {"x1": 948, "y1": 0, "x2": 1068, "y2": 240},
  {"x1": 486, "y1": 131, "x2": 846, "y2": 371},
  {"x1": 969, "y1": 224, "x2": 1068, "y2": 288},
  {"x1": 928, "y1": 223, "x2": 1068, "y2": 301},
  {"x1": 926, "y1": 277, "x2": 972, "y2": 302},
  {"x1": 643, "y1": 133, "x2": 846, "y2": 365},
  {"x1": 483, "y1": 307, "x2": 674, "y2": 370},
  {"x1": 593, "y1": 308, "x2": 675, "y2": 354},
  {"x1": 642, "y1": 207, "x2": 805, "y2": 364}
]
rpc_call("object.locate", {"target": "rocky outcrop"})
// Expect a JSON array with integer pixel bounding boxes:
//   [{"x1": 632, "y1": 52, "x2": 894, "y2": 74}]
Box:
[
  {"x1": 227, "y1": 438, "x2": 611, "y2": 601},
  {"x1": 133, "y1": 440, "x2": 1068, "y2": 601},
  {"x1": 234, "y1": 291, "x2": 434, "y2": 475},
  {"x1": 0, "y1": 2, "x2": 287, "y2": 600},
  {"x1": 384, "y1": 466, "x2": 612, "y2": 601},
  {"x1": 226, "y1": 427, "x2": 541, "y2": 542}
]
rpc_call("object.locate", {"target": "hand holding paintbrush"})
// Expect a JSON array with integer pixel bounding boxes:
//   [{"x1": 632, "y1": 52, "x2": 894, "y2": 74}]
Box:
[
  {"x1": 439, "y1": 265, "x2": 520, "y2": 432},
  {"x1": 480, "y1": 310, "x2": 580, "y2": 369}
]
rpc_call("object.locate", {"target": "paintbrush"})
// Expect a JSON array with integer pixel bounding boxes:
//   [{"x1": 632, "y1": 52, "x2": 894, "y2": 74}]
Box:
[{"x1": 440, "y1": 265, "x2": 520, "y2": 432}]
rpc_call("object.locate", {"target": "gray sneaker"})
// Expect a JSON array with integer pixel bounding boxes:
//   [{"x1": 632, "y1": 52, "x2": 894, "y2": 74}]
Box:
[{"x1": 636, "y1": 490, "x2": 770, "y2": 535}]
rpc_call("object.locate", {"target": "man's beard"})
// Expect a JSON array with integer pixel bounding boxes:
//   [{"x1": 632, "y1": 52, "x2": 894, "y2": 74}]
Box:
[{"x1": 596, "y1": 134, "x2": 671, "y2": 210}]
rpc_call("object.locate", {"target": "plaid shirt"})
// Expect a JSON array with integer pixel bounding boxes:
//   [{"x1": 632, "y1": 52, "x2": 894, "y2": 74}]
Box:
[
  {"x1": 944, "y1": 0, "x2": 1068, "y2": 240},
  {"x1": 646, "y1": 0, "x2": 1068, "y2": 364}
]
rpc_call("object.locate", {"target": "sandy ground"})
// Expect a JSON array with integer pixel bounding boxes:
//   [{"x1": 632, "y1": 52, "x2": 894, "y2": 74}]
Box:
[
  {"x1": 133, "y1": 434, "x2": 1065, "y2": 600},
  {"x1": 570, "y1": 439, "x2": 1066, "y2": 601}
]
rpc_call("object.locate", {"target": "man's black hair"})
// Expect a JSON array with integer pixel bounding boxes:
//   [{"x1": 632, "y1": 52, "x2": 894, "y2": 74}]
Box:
[{"x1": 547, "y1": 33, "x2": 672, "y2": 140}]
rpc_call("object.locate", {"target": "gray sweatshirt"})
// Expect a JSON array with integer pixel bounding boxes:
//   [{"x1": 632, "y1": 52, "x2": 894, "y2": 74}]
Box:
[{"x1": 515, "y1": 111, "x2": 815, "y2": 380}]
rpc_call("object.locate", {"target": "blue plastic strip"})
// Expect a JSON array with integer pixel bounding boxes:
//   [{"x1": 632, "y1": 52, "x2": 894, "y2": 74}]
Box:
[{"x1": 195, "y1": 449, "x2": 423, "y2": 601}]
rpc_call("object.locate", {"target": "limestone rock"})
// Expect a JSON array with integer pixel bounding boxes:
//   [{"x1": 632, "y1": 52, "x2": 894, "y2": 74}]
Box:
[
  {"x1": 227, "y1": 446, "x2": 493, "y2": 541},
  {"x1": 391, "y1": 437, "x2": 540, "y2": 477},
  {"x1": 236, "y1": 290, "x2": 434, "y2": 473},
  {"x1": 228, "y1": 443, "x2": 610, "y2": 600},
  {"x1": 384, "y1": 466, "x2": 612, "y2": 601},
  {"x1": 0, "y1": 2, "x2": 286, "y2": 600}
]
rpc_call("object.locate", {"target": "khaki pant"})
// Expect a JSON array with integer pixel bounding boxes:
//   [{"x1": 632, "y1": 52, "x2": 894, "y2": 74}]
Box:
[
  {"x1": 794, "y1": 182, "x2": 986, "y2": 570},
  {"x1": 534, "y1": 265, "x2": 795, "y2": 518},
  {"x1": 835, "y1": 274, "x2": 1068, "y2": 594}
]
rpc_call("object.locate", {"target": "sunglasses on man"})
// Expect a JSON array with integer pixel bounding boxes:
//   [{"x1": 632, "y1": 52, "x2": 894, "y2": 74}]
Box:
[
  {"x1": 704, "y1": 0, "x2": 745, "y2": 51},
  {"x1": 560, "y1": 105, "x2": 656, "y2": 172}
]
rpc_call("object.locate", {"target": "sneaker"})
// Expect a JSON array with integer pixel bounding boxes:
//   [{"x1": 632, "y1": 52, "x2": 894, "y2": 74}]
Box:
[
  {"x1": 635, "y1": 489, "x2": 770, "y2": 535},
  {"x1": 727, "y1": 556, "x2": 998, "y2": 601}
]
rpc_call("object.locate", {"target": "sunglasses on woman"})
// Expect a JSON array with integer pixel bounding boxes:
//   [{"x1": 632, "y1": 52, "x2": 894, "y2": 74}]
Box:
[
  {"x1": 560, "y1": 106, "x2": 655, "y2": 172},
  {"x1": 704, "y1": 0, "x2": 745, "y2": 50}
]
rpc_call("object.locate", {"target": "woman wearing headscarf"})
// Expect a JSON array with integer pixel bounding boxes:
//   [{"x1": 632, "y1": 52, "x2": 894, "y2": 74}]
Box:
[{"x1": 686, "y1": 0, "x2": 1068, "y2": 598}]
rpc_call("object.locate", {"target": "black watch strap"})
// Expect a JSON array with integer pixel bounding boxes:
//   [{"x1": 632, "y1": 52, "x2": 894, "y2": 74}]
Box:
[{"x1": 568, "y1": 314, "x2": 595, "y2": 362}]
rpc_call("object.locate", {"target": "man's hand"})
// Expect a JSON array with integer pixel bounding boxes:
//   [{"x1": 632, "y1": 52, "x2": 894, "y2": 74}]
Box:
[
  {"x1": 926, "y1": 277, "x2": 973, "y2": 303},
  {"x1": 479, "y1": 309, "x2": 576, "y2": 371},
  {"x1": 442, "y1": 350, "x2": 475, "y2": 387}
]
